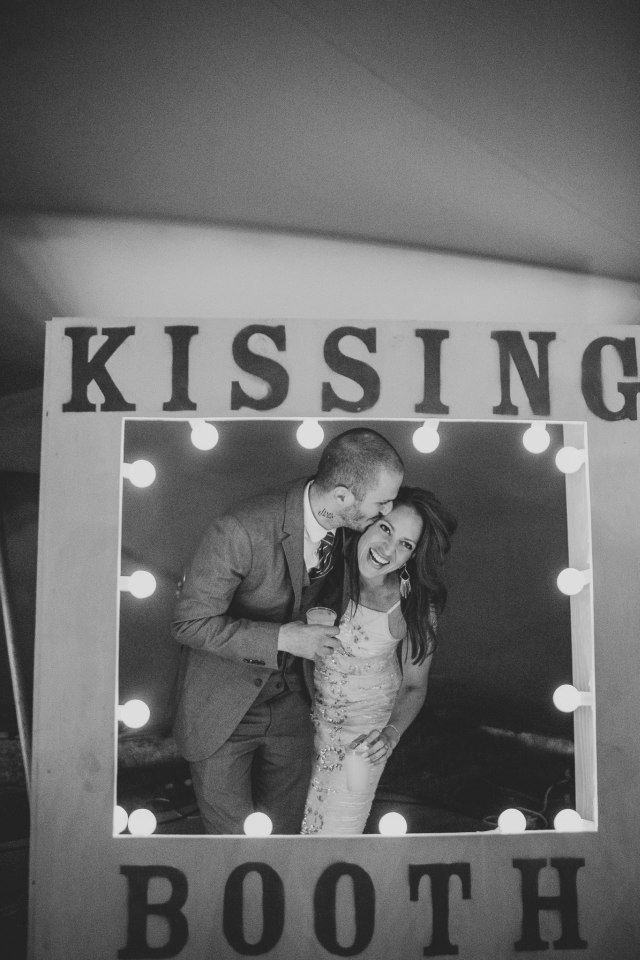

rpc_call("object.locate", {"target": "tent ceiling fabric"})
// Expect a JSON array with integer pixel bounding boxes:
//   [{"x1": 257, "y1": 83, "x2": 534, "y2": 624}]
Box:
[
  {"x1": 1, "y1": 0, "x2": 638, "y2": 275},
  {"x1": 0, "y1": 0, "x2": 638, "y2": 398}
]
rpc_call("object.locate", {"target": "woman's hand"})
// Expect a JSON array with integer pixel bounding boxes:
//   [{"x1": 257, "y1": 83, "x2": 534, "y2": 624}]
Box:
[{"x1": 349, "y1": 726, "x2": 400, "y2": 766}]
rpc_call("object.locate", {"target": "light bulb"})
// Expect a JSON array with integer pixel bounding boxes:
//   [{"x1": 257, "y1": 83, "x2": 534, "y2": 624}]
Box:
[
  {"x1": 120, "y1": 570, "x2": 157, "y2": 599},
  {"x1": 553, "y1": 809, "x2": 585, "y2": 832},
  {"x1": 553, "y1": 684, "x2": 593, "y2": 712},
  {"x1": 123, "y1": 460, "x2": 156, "y2": 487},
  {"x1": 113, "y1": 805, "x2": 128, "y2": 835},
  {"x1": 189, "y1": 420, "x2": 219, "y2": 451},
  {"x1": 522, "y1": 422, "x2": 550, "y2": 454},
  {"x1": 557, "y1": 567, "x2": 591, "y2": 596},
  {"x1": 497, "y1": 808, "x2": 527, "y2": 833},
  {"x1": 118, "y1": 698, "x2": 151, "y2": 728},
  {"x1": 378, "y1": 812, "x2": 408, "y2": 836},
  {"x1": 128, "y1": 808, "x2": 157, "y2": 836},
  {"x1": 412, "y1": 420, "x2": 440, "y2": 453},
  {"x1": 243, "y1": 812, "x2": 273, "y2": 836},
  {"x1": 296, "y1": 419, "x2": 324, "y2": 449},
  {"x1": 555, "y1": 447, "x2": 585, "y2": 474}
]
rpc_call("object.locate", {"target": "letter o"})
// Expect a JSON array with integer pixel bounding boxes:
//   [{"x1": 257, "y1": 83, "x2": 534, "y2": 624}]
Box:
[
  {"x1": 223, "y1": 862, "x2": 284, "y2": 955},
  {"x1": 314, "y1": 862, "x2": 375, "y2": 956}
]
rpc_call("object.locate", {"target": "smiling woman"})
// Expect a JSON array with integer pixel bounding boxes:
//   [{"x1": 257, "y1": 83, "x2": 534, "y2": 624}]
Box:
[{"x1": 301, "y1": 488, "x2": 456, "y2": 835}]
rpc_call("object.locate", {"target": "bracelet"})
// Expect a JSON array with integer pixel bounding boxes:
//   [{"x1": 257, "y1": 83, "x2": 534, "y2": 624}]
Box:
[{"x1": 383, "y1": 723, "x2": 400, "y2": 741}]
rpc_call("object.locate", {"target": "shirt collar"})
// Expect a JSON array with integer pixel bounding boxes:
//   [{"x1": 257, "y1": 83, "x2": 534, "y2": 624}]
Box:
[{"x1": 304, "y1": 480, "x2": 334, "y2": 542}]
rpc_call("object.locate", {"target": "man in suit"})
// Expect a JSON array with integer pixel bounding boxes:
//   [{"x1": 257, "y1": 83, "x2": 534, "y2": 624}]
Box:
[{"x1": 172, "y1": 428, "x2": 404, "y2": 834}]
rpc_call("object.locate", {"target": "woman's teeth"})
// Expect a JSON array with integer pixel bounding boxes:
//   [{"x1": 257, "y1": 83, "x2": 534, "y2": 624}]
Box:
[{"x1": 369, "y1": 547, "x2": 390, "y2": 568}]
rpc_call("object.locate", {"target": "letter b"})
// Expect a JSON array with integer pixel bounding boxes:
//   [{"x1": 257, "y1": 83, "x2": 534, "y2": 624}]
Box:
[{"x1": 119, "y1": 865, "x2": 188, "y2": 958}]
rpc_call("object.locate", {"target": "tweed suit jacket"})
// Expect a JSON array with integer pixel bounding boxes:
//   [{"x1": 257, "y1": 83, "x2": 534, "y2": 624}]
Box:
[{"x1": 172, "y1": 478, "x2": 327, "y2": 761}]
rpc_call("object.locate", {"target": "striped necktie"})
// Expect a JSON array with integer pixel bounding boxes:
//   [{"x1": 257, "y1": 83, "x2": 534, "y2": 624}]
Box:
[{"x1": 309, "y1": 530, "x2": 335, "y2": 580}]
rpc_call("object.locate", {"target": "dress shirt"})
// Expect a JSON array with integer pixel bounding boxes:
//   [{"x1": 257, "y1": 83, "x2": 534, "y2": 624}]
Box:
[{"x1": 303, "y1": 481, "x2": 336, "y2": 571}]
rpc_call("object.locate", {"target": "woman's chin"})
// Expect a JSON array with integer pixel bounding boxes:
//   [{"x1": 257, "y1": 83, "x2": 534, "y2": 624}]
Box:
[{"x1": 360, "y1": 560, "x2": 394, "y2": 580}]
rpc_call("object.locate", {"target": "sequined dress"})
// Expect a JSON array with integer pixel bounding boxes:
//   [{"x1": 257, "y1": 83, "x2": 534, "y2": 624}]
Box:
[{"x1": 301, "y1": 599, "x2": 402, "y2": 835}]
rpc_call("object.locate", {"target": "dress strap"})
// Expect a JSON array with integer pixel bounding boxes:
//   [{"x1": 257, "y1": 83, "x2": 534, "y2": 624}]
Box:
[{"x1": 386, "y1": 598, "x2": 402, "y2": 614}]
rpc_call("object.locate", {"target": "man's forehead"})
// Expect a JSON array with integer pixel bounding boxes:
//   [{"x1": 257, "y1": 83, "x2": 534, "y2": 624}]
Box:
[{"x1": 369, "y1": 467, "x2": 402, "y2": 497}]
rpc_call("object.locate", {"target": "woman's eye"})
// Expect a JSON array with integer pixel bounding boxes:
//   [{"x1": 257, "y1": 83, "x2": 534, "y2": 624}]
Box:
[{"x1": 379, "y1": 522, "x2": 390, "y2": 533}]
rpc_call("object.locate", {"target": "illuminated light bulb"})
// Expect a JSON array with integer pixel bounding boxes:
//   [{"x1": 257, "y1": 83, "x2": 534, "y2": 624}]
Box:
[
  {"x1": 296, "y1": 419, "x2": 324, "y2": 449},
  {"x1": 553, "y1": 809, "x2": 587, "y2": 832},
  {"x1": 555, "y1": 446, "x2": 585, "y2": 474},
  {"x1": 113, "y1": 805, "x2": 128, "y2": 835},
  {"x1": 128, "y1": 808, "x2": 157, "y2": 836},
  {"x1": 378, "y1": 812, "x2": 408, "y2": 836},
  {"x1": 117, "y1": 698, "x2": 151, "y2": 729},
  {"x1": 497, "y1": 808, "x2": 527, "y2": 833},
  {"x1": 120, "y1": 571, "x2": 157, "y2": 599},
  {"x1": 243, "y1": 812, "x2": 273, "y2": 837},
  {"x1": 412, "y1": 420, "x2": 440, "y2": 454},
  {"x1": 522, "y1": 422, "x2": 550, "y2": 454},
  {"x1": 552, "y1": 684, "x2": 593, "y2": 712},
  {"x1": 189, "y1": 419, "x2": 219, "y2": 451},
  {"x1": 557, "y1": 567, "x2": 591, "y2": 596},
  {"x1": 122, "y1": 459, "x2": 156, "y2": 487}
]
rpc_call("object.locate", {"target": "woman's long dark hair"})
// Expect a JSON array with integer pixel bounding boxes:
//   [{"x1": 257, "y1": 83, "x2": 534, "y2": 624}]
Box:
[{"x1": 341, "y1": 486, "x2": 457, "y2": 664}]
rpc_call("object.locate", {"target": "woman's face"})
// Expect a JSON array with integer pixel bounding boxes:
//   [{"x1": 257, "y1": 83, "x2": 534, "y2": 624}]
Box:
[{"x1": 357, "y1": 503, "x2": 423, "y2": 581}]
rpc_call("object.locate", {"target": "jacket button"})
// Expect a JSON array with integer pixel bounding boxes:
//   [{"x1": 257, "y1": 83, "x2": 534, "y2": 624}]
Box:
[{"x1": 254, "y1": 678, "x2": 263, "y2": 687}]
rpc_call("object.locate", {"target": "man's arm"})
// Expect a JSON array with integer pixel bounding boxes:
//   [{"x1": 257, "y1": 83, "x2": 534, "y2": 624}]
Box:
[{"x1": 172, "y1": 515, "x2": 340, "y2": 666}]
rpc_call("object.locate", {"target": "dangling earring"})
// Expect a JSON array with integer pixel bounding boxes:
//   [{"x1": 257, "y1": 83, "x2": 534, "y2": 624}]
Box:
[{"x1": 399, "y1": 564, "x2": 411, "y2": 599}]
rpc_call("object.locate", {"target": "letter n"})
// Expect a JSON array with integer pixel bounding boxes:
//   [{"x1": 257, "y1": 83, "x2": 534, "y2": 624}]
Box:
[
  {"x1": 513, "y1": 857, "x2": 587, "y2": 951},
  {"x1": 63, "y1": 326, "x2": 136, "y2": 412},
  {"x1": 118, "y1": 865, "x2": 188, "y2": 958},
  {"x1": 492, "y1": 331, "x2": 556, "y2": 415}
]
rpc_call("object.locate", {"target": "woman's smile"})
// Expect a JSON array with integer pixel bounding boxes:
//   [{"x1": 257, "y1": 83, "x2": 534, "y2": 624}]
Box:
[{"x1": 368, "y1": 546, "x2": 390, "y2": 569}]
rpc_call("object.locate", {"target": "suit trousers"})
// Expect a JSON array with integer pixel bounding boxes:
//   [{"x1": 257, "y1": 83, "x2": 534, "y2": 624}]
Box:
[{"x1": 190, "y1": 687, "x2": 314, "y2": 834}]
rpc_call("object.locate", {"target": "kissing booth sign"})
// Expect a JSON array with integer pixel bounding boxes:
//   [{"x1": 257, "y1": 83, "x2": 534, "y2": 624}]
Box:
[{"x1": 31, "y1": 317, "x2": 639, "y2": 958}]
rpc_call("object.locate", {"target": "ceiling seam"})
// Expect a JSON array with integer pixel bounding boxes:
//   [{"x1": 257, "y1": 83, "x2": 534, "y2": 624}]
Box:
[{"x1": 265, "y1": 0, "x2": 639, "y2": 252}]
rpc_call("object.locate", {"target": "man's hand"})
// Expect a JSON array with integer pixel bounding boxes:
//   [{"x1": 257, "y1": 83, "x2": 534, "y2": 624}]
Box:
[{"x1": 277, "y1": 621, "x2": 344, "y2": 660}]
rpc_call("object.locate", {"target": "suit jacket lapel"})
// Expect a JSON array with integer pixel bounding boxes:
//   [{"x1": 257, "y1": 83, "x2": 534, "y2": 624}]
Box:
[{"x1": 281, "y1": 478, "x2": 308, "y2": 619}]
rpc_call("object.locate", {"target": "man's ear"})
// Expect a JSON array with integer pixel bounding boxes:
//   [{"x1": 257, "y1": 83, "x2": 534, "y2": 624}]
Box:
[{"x1": 332, "y1": 485, "x2": 355, "y2": 507}]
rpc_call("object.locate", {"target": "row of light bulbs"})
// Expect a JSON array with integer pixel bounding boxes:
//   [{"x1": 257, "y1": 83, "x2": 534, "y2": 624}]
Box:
[
  {"x1": 118, "y1": 684, "x2": 594, "y2": 836},
  {"x1": 120, "y1": 565, "x2": 593, "y2": 601},
  {"x1": 117, "y1": 675, "x2": 592, "y2": 737},
  {"x1": 113, "y1": 807, "x2": 409, "y2": 837},
  {"x1": 122, "y1": 418, "x2": 592, "y2": 601},
  {"x1": 122, "y1": 418, "x2": 587, "y2": 480},
  {"x1": 114, "y1": 805, "x2": 593, "y2": 837}
]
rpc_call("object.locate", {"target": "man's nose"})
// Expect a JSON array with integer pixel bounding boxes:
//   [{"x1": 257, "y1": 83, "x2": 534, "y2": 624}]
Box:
[{"x1": 380, "y1": 501, "x2": 393, "y2": 516}]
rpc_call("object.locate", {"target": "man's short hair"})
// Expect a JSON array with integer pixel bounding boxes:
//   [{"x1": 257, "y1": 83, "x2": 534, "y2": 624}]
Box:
[{"x1": 314, "y1": 428, "x2": 404, "y2": 500}]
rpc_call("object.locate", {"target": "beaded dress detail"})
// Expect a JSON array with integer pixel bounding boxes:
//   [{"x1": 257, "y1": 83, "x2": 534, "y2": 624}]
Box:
[{"x1": 301, "y1": 598, "x2": 402, "y2": 835}]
